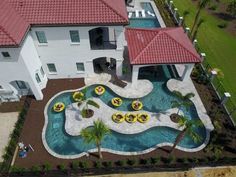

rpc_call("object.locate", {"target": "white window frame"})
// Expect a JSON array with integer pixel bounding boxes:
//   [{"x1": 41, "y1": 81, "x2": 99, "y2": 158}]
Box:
[
  {"x1": 40, "y1": 67, "x2": 45, "y2": 77},
  {"x1": 35, "y1": 31, "x2": 48, "y2": 44},
  {"x1": 47, "y1": 63, "x2": 57, "y2": 74},
  {"x1": 76, "y1": 62, "x2": 85, "y2": 73},
  {"x1": 69, "y1": 30, "x2": 80, "y2": 44},
  {"x1": 35, "y1": 73, "x2": 41, "y2": 83}
]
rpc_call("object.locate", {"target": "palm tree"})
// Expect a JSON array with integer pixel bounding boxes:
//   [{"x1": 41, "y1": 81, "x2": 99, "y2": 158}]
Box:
[
  {"x1": 192, "y1": 18, "x2": 205, "y2": 41},
  {"x1": 76, "y1": 87, "x2": 100, "y2": 118},
  {"x1": 80, "y1": 120, "x2": 110, "y2": 159},
  {"x1": 191, "y1": 0, "x2": 211, "y2": 36},
  {"x1": 170, "y1": 116, "x2": 203, "y2": 153},
  {"x1": 171, "y1": 91, "x2": 195, "y2": 114}
]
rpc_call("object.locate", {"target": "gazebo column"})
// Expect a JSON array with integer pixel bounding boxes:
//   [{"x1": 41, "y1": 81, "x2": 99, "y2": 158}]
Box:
[
  {"x1": 131, "y1": 65, "x2": 140, "y2": 85},
  {"x1": 116, "y1": 59, "x2": 123, "y2": 77},
  {"x1": 181, "y1": 64, "x2": 194, "y2": 81}
]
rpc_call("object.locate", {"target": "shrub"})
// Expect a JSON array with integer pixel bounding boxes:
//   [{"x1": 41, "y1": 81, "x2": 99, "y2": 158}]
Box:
[
  {"x1": 102, "y1": 161, "x2": 112, "y2": 168},
  {"x1": 168, "y1": 155, "x2": 176, "y2": 164},
  {"x1": 31, "y1": 165, "x2": 41, "y2": 175},
  {"x1": 94, "y1": 161, "x2": 101, "y2": 168},
  {"x1": 70, "y1": 161, "x2": 79, "y2": 170},
  {"x1": 203, "y1": 157, "x2": 209, "y2": 163},
  {"x1": 79, "y1": 161, "x2": 88, "y2": 169},
  {"x1": 11, "y1": 166, "x2": 27, "y2": 175},
  {"x1": 209, "y1": 4, "x2": 218, "y2": 10},
  {"x1": 150, "y1": 157, "x2": 160, "y2": 165},
  {"x1": 192, "y1": 157, "x2": 199, "y2": 164},
  {"x1": 218, "y1": 22, "x2": 228, "y2": 28},
  {"x1": 115, "y1": 160, "x2": 125, "y2": 167},
  {"x1": 127, "y1": 159, "x2": 136, "y2": 166},
  {"x1": 42, "y1": 162, "x2": 51, "y2": 172},
  {"x1": 139, "y1": 158, "x2": 148, "y2": 165},
  {"x1": 58, "y1": 164, "x2": 66, "y2": 172}
]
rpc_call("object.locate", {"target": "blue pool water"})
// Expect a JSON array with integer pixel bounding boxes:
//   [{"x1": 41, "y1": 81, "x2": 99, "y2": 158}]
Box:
[
  {"x1": 129, "y1": 19, "x2": 160, "y2": 28},
  {"x1": 45, "y1": 66, "x2": 206, "y2": 155},
  {"x1": 128, "y1": 2, "x2": 161, "y2": 28}
]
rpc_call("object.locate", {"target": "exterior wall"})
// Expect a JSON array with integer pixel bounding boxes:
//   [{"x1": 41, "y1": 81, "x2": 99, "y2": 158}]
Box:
[
  {"x1": 0, "y1": 35, "x2": 47, "y2": 101},
  {"x1": 30, "y1": 25, "x2": 125, "y2": 79}
]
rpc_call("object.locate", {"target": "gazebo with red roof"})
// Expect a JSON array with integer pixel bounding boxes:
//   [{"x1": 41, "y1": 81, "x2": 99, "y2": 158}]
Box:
[{"x1": 125, "y1": 27, "x2": 202, "y2": 83}]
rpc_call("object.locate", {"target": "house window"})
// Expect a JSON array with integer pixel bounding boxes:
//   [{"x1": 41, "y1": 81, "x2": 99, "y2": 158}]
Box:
[
  {"x1": 70, "y1": 30, "x2": 80, "y2": 43},
  {"x1": 35, "y1": 73, "x2": 41, "y2": 83},
  {"x1": 76, "y1": 63, "x2": 85, "y2": 72},
  {"x1": 35, "y1": 31, "x2": 47, "y2": 43},
  {"x1": 1, "y1": 52, "x2": 10, "y2": 58},
  {"x1": 47, "y1": 63, "x2": 57, "y2": 73},
  {"x1": 40, "y1": 67, "x2": 45, "y2": 77},
  {"x1": 16, "y1": 81, "x2": 27, "y2": 89}
]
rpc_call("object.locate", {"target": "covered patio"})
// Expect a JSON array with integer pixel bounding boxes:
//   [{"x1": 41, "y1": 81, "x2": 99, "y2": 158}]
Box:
[{"x1": 125, "y1": 27, "x2": 202, "y2": 85}]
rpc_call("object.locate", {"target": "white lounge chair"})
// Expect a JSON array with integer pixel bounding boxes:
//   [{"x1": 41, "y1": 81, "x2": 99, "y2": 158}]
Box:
[
  {"x1": 141, "y1": 10, "x2": 146, "y2": 18},
  {"x1": 128, "y1": 12, "x2": 133, "y2": 18},
  {"x1": 147, "y1": 11, "x2": 155, "y2": 17},
  {"x1": 135, "y1": 10, "x2": 140, "y2": 18}
]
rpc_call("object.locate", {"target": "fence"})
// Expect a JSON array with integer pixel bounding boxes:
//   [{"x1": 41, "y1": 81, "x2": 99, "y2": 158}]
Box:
[{"x1": 164, "y1": 0, "x2": 236, "y2": 125}]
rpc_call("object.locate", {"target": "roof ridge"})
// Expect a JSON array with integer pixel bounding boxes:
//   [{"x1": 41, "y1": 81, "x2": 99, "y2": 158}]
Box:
[
  {"x1": 132, "y1": 29, "x2": 161, "y2": 63},
  {"x1": 99, "y1": 0, "x2": 128, "y2": 22},
  {"x1": 0, "y1": 25, "x2": 17, "y2": 45},
  {"x1": 163, "y1": 28, "x2": 200, "y2": 61}
]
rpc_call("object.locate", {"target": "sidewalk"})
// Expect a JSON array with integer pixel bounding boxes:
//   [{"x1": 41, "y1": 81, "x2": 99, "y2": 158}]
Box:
[{"x1": 0, "y1": 112, "x2": 18, "y2": 162}]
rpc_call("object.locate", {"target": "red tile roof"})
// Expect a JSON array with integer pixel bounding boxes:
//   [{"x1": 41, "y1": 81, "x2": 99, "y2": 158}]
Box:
[
  {"x1": 125, "y1": 27, "x2": 201, "y2": 65},
  {"x1": 0, "y1": 0, "x2": 29, "y2": 46},
  {"x1": 0, "y1": 0, "x2": 128, "y2": 46},
  {"x1": 8, "y1": 0, "x2": 128, "y2": 25}
]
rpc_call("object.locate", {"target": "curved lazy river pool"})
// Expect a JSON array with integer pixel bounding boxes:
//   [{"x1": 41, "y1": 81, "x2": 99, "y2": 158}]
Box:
[{"x1": 44, "y1": 66, "x2": 206, "y2": 156}]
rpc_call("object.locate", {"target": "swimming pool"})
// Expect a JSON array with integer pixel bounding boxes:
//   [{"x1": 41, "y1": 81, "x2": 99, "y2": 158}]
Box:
[
  {"x1": 44, "y1": 65, "x2": 206, "y2": 156},
  {"x1": 128, "y1": 2, "x2": 161, "y2": 28},
  {"x1": 129, "y1": 18, "x2": 160, "y2": 28}
]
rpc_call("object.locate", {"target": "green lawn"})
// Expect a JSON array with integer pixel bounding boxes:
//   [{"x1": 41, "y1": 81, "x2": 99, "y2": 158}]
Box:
[{"x1": 173, "y1": 0, "x2": 236, "y2": 106}]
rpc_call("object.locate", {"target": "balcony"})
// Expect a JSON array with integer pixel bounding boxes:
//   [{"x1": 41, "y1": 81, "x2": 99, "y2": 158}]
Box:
[{"x1": 89, "y1": 27, "x2": 117, "y2": 50}]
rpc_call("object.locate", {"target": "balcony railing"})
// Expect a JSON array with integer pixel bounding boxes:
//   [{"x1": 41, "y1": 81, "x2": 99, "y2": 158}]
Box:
[{"x1": 90, "y1": 40, "x2": 117, "y2": 50}]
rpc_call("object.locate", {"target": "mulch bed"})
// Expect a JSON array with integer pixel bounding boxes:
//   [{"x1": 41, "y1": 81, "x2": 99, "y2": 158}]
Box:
[
  {"x1": 9, "y1": 76, "x2": 236, "y2": 171},
  {"x1": 0, "y1": 97, "x2": 26, "y2": 113}
]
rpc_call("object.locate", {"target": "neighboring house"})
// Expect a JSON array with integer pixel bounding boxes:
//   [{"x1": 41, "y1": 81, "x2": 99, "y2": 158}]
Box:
[{"x1": 0, "y1": 0, "x2": 128, "y2": 101}]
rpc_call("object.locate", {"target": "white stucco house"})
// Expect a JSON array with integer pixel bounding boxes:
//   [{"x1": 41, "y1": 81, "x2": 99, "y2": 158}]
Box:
[
  {"x1": 0, "y1": 0, "x2": 129, "y2": 101},
  {"x1": 0, "y1": 0, "x2": 201, "y2": 102}
]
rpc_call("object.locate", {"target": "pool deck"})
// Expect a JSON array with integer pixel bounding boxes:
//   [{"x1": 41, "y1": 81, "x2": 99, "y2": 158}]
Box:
[{"x1": 85, "y1": 73, "x2": 153, "y2": 99}]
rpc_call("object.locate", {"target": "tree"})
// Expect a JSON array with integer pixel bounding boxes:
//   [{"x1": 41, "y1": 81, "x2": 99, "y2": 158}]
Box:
[
  {"x1": 227, "y1": 0, "x2": 236, "y2": 17},
  {"x1": 80, "y1": 120, "x2": 110, "y2": 159},
  {"x1": 191, "y1": 0, "x2": 211, "y2": 36},
  {"x1": 192, "y1": 18, "x2": 205, "y2": 41},
  {"x1": 170, "y1": 116, "x2": 203, "y2": 153},
  {"x1": 75, "y1": 87, "x2": 100, "y2": 118},
  {"x1": 171, "y1": 91, "x2": 195, "y2": 114}
]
